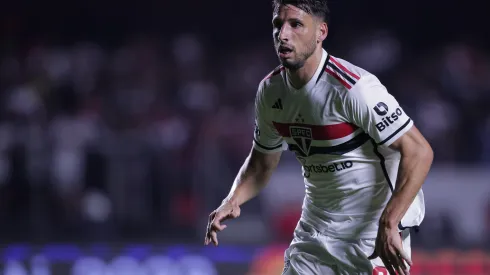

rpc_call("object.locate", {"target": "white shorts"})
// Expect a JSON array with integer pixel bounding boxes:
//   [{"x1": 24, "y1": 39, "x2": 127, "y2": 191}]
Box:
[{"x1": 282, "y1": 221, "x2": 411, "y2": 275}]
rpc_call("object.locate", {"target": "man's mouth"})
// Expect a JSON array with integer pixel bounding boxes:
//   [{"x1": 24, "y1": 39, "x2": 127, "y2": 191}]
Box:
[{"x1": 278, "y1": 45, "x2": 293, "y2": 58}]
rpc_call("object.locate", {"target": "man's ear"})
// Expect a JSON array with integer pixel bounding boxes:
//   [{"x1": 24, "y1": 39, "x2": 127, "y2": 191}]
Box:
[{"x1": 317, "y1": 22, "x2": 328, "y2": 43}]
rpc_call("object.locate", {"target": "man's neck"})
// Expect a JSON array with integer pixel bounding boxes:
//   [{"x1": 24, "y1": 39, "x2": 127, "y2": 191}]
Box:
[{"x1": 287, "y1": 48, "x2": 323, "y2": 89}]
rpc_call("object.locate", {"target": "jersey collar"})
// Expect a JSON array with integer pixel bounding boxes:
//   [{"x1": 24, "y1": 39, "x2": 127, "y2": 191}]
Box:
[{"x1": 285, "y1": 48, "x2": 328, "y2": 92}]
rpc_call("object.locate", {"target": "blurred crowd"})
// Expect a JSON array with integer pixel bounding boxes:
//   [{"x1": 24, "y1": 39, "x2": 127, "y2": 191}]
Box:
[{"x1": 0, "y1": 29, "x2": 489, "y2": 245}]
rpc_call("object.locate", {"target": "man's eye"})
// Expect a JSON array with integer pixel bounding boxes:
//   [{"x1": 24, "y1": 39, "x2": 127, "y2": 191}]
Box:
[{"x1": 291, "y1": 22, "x2": 302, "y2": 28}]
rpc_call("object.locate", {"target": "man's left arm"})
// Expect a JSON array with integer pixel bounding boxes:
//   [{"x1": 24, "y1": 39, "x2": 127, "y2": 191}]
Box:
[
  {"x1": 342, "y1": 76, "x2": 434, "y2": 218},
  {"x1": 343, "y1": 75, "x2": 433, "y2": 274},
  {"x1": 382, "y1": 126, "x2": 433, "y2": 230}
]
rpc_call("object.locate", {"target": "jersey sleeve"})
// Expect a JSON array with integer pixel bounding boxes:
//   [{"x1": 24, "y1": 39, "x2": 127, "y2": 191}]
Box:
[
  {"x1": 252, "y1": 82, "x2": 287, "y2": 153},
  {"x1": 344, "y1": 76, "x2": 413, "y2": 147}
]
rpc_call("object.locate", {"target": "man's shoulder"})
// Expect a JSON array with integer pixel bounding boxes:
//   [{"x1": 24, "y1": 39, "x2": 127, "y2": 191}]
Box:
[
  {"x1": 257, "y1": 65, "x2": 286, "y2": 98},
  {"x1": 260, "y1": 65, "x2": 285, "y2": 85},
  {"x1": 323, "y1": 55, "x2": 382, "y2": 92}
]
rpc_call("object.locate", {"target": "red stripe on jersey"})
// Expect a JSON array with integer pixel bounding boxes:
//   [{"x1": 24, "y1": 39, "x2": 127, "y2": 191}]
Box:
[
  {"x1": 263, "y1": 66, "x2": 285, "y2": 81},
  {"x1": 325, "y1": 68, "x2": 352, "y2": 89},
  {"x1": 272, "y1": 122, "x2": 358, "y2": 140},
  {"x1": 330, "y1": 57, "x2": 360, "y2": 80}
]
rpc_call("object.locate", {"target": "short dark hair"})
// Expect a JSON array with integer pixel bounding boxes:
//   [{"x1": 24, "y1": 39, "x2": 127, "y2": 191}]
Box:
[{"x1": 272, "y1": 0, "x2": 330, "y2": 24}]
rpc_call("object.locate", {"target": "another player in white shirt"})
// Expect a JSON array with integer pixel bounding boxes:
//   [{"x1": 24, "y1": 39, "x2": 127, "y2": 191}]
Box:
[{"x1": 204, "y1": 1, "x2": 433, "y2": 274}]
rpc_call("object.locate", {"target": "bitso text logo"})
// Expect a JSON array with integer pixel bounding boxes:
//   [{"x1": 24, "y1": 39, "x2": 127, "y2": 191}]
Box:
[{"x1": 375, "y1": 107, "x2": 403, "y2": 132}]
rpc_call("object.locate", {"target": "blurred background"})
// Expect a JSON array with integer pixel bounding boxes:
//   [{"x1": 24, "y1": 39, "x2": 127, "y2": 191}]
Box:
[{"x1": 1, "y1": 0, "x2": 490, "y2": 274}]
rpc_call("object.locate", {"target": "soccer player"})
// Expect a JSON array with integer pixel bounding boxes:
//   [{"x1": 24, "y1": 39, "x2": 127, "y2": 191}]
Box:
[{"x1": 204, "y1": 0, "x2": 433, "y2": 274}]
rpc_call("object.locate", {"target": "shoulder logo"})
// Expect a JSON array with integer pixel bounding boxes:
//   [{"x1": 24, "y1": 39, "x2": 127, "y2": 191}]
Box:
[
  {"x1": 373, "y1": 102, "x2": 389, "y2": 116},
  {"x1": 272, "y1": 98, "x2": 283, "y2": 110}
]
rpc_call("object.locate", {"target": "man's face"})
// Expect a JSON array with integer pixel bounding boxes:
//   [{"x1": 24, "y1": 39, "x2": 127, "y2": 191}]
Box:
[{"x1": 272, "y1": 4, "x2": 319, "y2": 70}]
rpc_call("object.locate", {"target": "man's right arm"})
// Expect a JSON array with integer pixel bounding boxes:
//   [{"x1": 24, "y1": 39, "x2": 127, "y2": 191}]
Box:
[
  {"x1": 224, "y1": 147, "x2": 282, "y2": 207},
  {"x1": 226, "y1": 80, "x2": 287, "y2": 206},
  {"x1": 204, "y1": 147, "x2": 281, "y2": 246},
  {"x1": 205, "y1": 81, "x2": 286, "y2": 246}
]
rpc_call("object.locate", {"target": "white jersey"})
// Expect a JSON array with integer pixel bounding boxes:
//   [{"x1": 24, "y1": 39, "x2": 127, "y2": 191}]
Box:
[{"x1": 253, "y1": 49, "x2": 425, "y2": 239}]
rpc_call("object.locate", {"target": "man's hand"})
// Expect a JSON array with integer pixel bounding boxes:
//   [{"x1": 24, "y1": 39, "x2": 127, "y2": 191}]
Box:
[
  {"x1": 368, "y1": 226, "x2": 412, "y2": 275},
  {"x1": 204, "y1": 201, "x2": 241, "y2": 246}
]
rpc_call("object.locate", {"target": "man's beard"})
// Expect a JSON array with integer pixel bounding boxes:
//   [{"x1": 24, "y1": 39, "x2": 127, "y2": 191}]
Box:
[{"x1": 277, "y1": 39, "x2": 317, "y2": 71}]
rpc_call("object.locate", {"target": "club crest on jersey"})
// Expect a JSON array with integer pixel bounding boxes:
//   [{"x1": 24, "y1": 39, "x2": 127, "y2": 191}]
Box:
[{"x1": 290, "y1": 126, "x2": 312, "y2": 156}]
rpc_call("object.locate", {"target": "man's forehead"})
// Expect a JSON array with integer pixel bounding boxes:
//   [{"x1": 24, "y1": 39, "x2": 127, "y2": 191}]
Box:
[{"x1": 273, "y1": 4, "x2": 309, "y2": 19}]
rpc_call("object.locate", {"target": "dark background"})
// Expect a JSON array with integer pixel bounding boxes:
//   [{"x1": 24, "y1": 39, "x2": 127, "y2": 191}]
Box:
[{"x1": 0, "y1": 0, "x2": 489, "y2": 274}]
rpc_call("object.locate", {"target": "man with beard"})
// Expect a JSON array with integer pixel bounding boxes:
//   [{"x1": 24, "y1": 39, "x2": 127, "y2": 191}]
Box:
[{"x1": 204, "y1": 1, "x2": 433, "y2": 274}]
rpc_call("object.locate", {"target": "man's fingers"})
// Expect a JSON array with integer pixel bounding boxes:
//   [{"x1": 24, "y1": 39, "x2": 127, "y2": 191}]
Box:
[
  {"x1": 397, "y1": 249, "x2": 412, "y2": 266},
  {"x1": 379, "y1": 254, "x2": 396, "y2": 275},
  {"x1": 211, "y1": 222, "x2": 226, "y2": 231},
  {"x1": 204, "y1": 211, "x2": 230, "y2": 246},
  {"x1": 204, "y1": 226, "x2": 210, "y2": 245},
  {"x1": 393, "y1": 243, "x2": 411, "y2": 274},
  {"x1": 392, "y1": 255, "x2": 408, "y2": 275},
  {"x1": 204, "y1": 227, "x2": 213, "y2": 245},
  {"x1": 205, "y1": 212, "x2": 216, "y2": 246},
  {"x1": 210, "y1": 230, "x2": 219, "y2": 246},
  {"x1": 386, "y1": 249, "x2": 403, "y2": 274},
  {"x1": 205, "y1": 223, "x2": 227, "y2": 245},
  {"x1": 205, "y1": 205, "x2": 240, "y2": 247},
  {"x1": 387, "y1": 246, "x2": 409, "y2": 275},
  {"x1": 393, "y1": 235, "x2": 412, "y2": 266},
  {"x1": 218, "y1": 210, "x2": 239, "y2": 224},
  {"x1": 211, "y1": 218, "x2": 227, "y2": 232},
  {"x1": 395, "y1": 253, "x2": 409, "y2": 275},
  {"x1": 212, "y1": 210, "x2": 236, "y2": 231}
]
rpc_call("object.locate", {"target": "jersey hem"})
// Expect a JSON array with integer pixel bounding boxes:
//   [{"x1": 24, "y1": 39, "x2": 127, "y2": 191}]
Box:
[{"x1": 299, "y1": 217, "x2": 379, "y2": 240}]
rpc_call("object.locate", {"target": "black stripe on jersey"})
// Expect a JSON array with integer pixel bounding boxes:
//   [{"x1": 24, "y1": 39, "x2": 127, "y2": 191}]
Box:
[
  {"x1": 371, "y1": 139, "x2": 394, "y2": 192},
  {"x1": 327, "y1": 61, "x2": 357, "y2": 85},
  {"x1": 253, "y1": 138, "x2": 282, "y2": 151},
  {"x1": 399, "y1": 224, "x2": 420, "y2": 232},
  {"x1": 288, "y1": 132, "x2": 370, "y2": 157},
  {"x1": 399, "y1": 223, "x2": 419, "y2": 231},
  {"x1": 316, "y1": 53, "x2": 330, "y2": 83},
  {"x1": 378, "y1": 118, "x2": 412, "y2": 146},
  {"x1": 371, "y1": 139, "x2": 414, "y2": 232}
]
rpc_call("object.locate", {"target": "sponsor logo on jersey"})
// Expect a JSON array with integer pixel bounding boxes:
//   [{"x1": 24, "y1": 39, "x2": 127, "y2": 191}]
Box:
[
  {"x1": 290, "y1": 126, "x2": 312, "y2": 156},
  {"x1": 375, "y1": 107, "x2": 403, "y2": 132},
  {"x1": 373, "y1": 102, "x2": 389, "y2": 116},
  {"x1": 272, "y1": 98, "x2": 283, "y2": 110},
  {"x1": 298, "y1": 157, "x2": 354, "y2": 178}
]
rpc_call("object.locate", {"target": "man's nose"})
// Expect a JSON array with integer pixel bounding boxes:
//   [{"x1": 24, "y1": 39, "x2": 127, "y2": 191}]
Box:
[{"x1": 278, "y1": 25, "x2": 290, "y2": 42}]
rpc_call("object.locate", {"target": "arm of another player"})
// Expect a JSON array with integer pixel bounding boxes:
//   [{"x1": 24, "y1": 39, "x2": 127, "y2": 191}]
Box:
[
  {"x1": 344, "y1": 76, "x2": 433, "y2": 275},
  {"x1": 205, "y1": 82, "x2": 286, "y2": 246}
]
